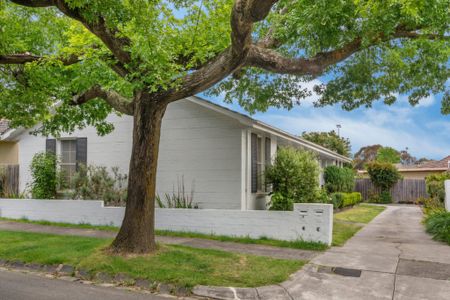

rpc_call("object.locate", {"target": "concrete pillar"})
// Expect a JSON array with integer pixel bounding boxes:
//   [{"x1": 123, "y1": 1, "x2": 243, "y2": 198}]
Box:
[{"x1": 445, "y1": 180, "x2": 450, "y2": 212}]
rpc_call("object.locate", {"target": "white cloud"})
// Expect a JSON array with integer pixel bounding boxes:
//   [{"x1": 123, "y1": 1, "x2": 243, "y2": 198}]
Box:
[
  {"x1": 205, "y1": 82, "x2": 448, "y2": 159},
  {"x1": 294, "y1": 79, "x2": 323, "y2": 107},
  {"x1": 395, "y1": 93, "x2": 435, "y2": 108},
  {"x1": 254, "y1": 106, "x2": 449, "y2": 159}
]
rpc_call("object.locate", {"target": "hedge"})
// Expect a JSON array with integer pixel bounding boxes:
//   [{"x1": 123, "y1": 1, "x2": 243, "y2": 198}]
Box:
[
  {"x1": 330, "y1": 192, "x2": 362, "y2": 209},
  {"x1": 323, "y1": 166, "x2": 355, "y2": 193}
]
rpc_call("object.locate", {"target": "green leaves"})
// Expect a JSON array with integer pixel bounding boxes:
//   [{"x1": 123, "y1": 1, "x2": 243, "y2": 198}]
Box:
[
  {"x1": 265, "y1": 147, "x2": 321, "y2": 205},
  {"x1": 1, "y1": 0, "x2": 448, "y2": 137},
  {"x1": 301, "y1": 130, "x2": 352, "y2": 157}
]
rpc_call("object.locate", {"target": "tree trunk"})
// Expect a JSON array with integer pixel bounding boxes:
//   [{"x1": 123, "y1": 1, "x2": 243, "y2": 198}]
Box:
[{"x1": 110, "y1": 92, "x2": 167, "y2": 254}]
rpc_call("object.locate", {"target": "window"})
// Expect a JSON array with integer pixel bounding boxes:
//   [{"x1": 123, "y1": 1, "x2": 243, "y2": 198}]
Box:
[
  {"x1": 251, "y1": 134, "x2": 271, "y2": 193},
  {"x1": 256, "y1": 136, "x2": 263, "y2": 191},
  {"x1": 60, "y1": 139, "x2": 77, "y2": 187}
]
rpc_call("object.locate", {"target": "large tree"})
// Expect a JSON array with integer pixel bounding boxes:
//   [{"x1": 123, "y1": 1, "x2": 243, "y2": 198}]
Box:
[
  {"x1": 353, "y1": 144, "x2": 383, "y2": 170},
  {"x1": 301, "y1": 130, "x2": 351, "y2": 157},
  {"x1": 0, "y1": 0, "x2": 448, "y2": 253},
  {"x1": 376, "y1": 146, "x2": 401, "y2": 164}
]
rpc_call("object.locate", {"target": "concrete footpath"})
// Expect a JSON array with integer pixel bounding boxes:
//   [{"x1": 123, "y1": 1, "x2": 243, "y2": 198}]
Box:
[
  {"x1": 0, "y1": 220, "x2": 317, "y2": 261},
  {"x1": 195, "y1": 205, "x2": 450, "y2": 300}
]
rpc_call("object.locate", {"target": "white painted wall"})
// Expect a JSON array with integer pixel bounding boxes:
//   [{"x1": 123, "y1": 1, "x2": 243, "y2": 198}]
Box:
[
  {"x1": 445, "y1": 180, "x2": 450, "y2": 212},
  {"x1": 16, "y1": 99, "x2": 243, "y2": 209},
  {"x1": 0, "y1": 199, "x2": 333, "y2": 245}
]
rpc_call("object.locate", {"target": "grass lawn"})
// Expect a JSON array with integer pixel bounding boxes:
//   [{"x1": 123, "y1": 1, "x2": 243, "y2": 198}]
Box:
[
  {"x1": 0, "y1": 217, "x2": 327, "y2": 251},
  {"x1": 332, "y1": 204, "x2": 385, "y2": 246},
  {"x1": 335, "y1": 204, "x2": 386, "y2": 224},
  {"x1": 0, "y1": 204, "x2": 385, "y2": 250},
  {"x1": 0, "y1": 230, "x2": 303, "y2": 288}
]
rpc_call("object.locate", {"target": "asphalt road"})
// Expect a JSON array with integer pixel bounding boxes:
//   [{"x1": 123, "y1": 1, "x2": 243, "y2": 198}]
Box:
[{"x1": 0, "y1": 269, "x2": 171, "y2": 300}]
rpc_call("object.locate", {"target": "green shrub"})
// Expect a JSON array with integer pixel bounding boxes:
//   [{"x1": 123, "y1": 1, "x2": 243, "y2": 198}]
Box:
[
  {"x1": 366, "y1": 162, "x2": 401, "y2": 203},
  {"x1": 422, "y1": 197, "x2": 445, "y2": 216},
  {"x1": 156, "y1": 176, "x2": 197, "y2": 209},
  {"x1": 324, "y1": 166, "x2": 355, "y2": 193},
  {"x1": 330, "y1": 193, "x2": 343, "y2": 209},
  {"x1": 71, "y1": 165, "x2": 127, "y2": 206},
  {"x1": 425, "y1": 172, "x2": 450, "y2": 203},
  {"x1": 425, "y1": 211, "x2": 450, "y2": 245},
  {"x1": 30, "y1": 152, "x2": 59, "y2": 199},
  {"x1": 265, "y1": 147, "x2": 320, "y2": 207},
  {"x1": 268, "y1": 192, "x2": 293, "y2": 211},
  {"x1": 331, "y1": 192, "x2": 362, "y2": 208}
]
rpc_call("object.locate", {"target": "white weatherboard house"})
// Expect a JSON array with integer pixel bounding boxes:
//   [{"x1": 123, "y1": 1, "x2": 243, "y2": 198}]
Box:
[{"x1": 1, "y1": 97, "x2": 351, "y2": 210}]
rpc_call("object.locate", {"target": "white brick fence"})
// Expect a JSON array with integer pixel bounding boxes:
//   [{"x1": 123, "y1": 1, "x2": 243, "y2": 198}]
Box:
[{"x1": 0, "y1": 199, "x2": 333, "y2": 245}]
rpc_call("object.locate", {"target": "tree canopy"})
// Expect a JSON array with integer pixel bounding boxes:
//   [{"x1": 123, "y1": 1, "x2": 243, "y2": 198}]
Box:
[
  {"x1": 376, "y1": 146, "x2": 401, "y2": 164},
  {"x1": 301, "y1": 130, "x2": 351, "y2": 157},
  {"x1": 1, "y1": 0, "x2": 449, "y2": 135},
  {"x1": 1, "y1": 0, "x2": 448, "y2": 254}
]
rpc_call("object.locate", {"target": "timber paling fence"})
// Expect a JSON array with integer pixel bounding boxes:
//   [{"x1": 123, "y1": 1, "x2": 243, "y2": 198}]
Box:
[
  {"x1": 0, "y1": 164, "x2": 19, "y2": 196},
  {"x1": 355, "y1": 178, "x2": 428, "y2": 203}
]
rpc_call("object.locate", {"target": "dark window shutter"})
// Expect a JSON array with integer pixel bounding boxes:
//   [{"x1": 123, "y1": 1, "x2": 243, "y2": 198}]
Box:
[
  {"x1": 265, "y1": 137, "x2": 271, "y2": 166},
  {"x1": 76, "y1": 138, "x2": 87, "y2": 171},
  {"x1": 45, "y1": 139, "x2": 56, "y2": 154},
  {"x1": 251, "y1": 133, "x2": 257, "y2": 193}
]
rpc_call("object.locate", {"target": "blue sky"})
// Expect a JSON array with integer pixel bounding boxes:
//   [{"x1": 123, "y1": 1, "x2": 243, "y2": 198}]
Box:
[{"x1": 200, "y1": 79, "x2": 449, "y2": 160}]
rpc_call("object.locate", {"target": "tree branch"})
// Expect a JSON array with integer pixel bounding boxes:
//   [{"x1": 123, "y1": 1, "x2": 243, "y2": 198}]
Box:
[
  {"x1": 160, "y1": 0, "x2": 279, "y2": 103},
  {"x1": 230, "y1": 0, "x2": 278, "y2": 56},
  {"x1": 0, "y1": 52, "x2": 128, "y2": 77},
  {"x1": 8, "y1": 0, "x2": 54, "y2": 7},
  {"x1": 247, "y1": 26, "x2": 447, "y2": 77},
  {"x1": 71, "y1": 85, "x2": 134, "y2": 115},
  {"x1": 0, "y1": 53, "x2": 78, "y2": 65},
  {"x1": 10, "y1": 0, "x2": 132, "y2": 69}
]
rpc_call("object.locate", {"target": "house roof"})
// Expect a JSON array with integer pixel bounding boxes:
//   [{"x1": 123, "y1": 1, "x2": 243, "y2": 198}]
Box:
[
  {"x1": 188, "y1": 97, "x2": 352, "y2": 163},
  {"x1": 396, "y1": 156, "x2": 450, "y2": 172},
  {"x1": 0, "y1": 96, "x2": 352, "y2": 163},
  {"x1": 359, "y1": 156, "x2": 450, "y2": 174}
]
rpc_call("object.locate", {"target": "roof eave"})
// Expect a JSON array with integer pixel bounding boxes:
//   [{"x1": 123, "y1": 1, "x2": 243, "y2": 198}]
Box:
[{"x1": 187, "y1": 96, "x2": 352, "y2": 163}]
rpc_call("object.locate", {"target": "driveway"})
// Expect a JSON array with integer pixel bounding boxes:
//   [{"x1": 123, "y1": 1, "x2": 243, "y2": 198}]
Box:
[
  {"x1": 195, "y1": 205, "x2": 450, "y2": 299},
  {"x1": 0, "y1": 268, "x2": 172, "y2": 300},
  {"x1": 286, "y1": 205, "x2": 450, "y2": 299}
]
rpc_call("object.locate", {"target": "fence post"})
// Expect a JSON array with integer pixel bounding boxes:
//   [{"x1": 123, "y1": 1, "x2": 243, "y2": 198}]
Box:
[{"x1": 445, "y1": 180, "x2": 450, "y2": 212}]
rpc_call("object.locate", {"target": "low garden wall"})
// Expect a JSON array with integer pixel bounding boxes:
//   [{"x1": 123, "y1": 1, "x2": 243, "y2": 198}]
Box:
[{"x1": 0, "y1": 199, "x2": 333, "y2": 245}]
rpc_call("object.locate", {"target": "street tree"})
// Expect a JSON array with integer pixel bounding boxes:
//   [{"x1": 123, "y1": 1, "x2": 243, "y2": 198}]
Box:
[
  {"x1": 1, "y1": 0, "x2": 448, "y2": 254},
  {"x1": 301, "y1": 130, "x2": 351, "y2": 157}
]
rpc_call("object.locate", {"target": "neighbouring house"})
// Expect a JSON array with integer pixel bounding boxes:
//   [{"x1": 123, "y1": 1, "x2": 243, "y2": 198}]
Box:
[
  {"x1": 394, "y1": 157, "x2": 450, "y2": 179},
  {"x1": 358, "y1": 156, "x2": 450, "y2": 180},
  {"x1": 0, "y1": 97, "x2": 351, "y2": 210},
  {"x1": 0, "y1": 120, "x2": 18, "y2": 165}
]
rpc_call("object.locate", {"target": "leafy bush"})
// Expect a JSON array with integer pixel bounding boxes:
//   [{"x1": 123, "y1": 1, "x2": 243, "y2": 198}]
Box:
[
  {"x1": 156, "y1": 176, "x2": 197, "y2": 208},
  {"x1": 425, "y1": 172, "x2": 450, "y2": 203},
  {"x1": 331, "y1": 192, "x2": 362, "y2": 209},
  {"x1": 324, "y1": 166, "x2": 355, "y2": 193},
  {"x1": 71, "y1": 165, "x2": 127, "y2": 206},
  {"x1": 330, "y1": 193, "x2": 344, "y2": 209},
  {"x1": 424, "y1": 211, "x2": 450, "y2": 245},
  {"x1": 30, "y1": 152, "x2": 59, "y2": 199},
  {"x1": 265, "y1": 147, "x2": 320, "y2": 208},
  {"x1": 366, "y1": 162, "x2": 401, "y2": 203},
  {"x1": 268, "y1": 192, "x2": 293, "y2": 211},
  {"x1": 422, "y1": 197, "x2": 445, "y2": 216}
]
